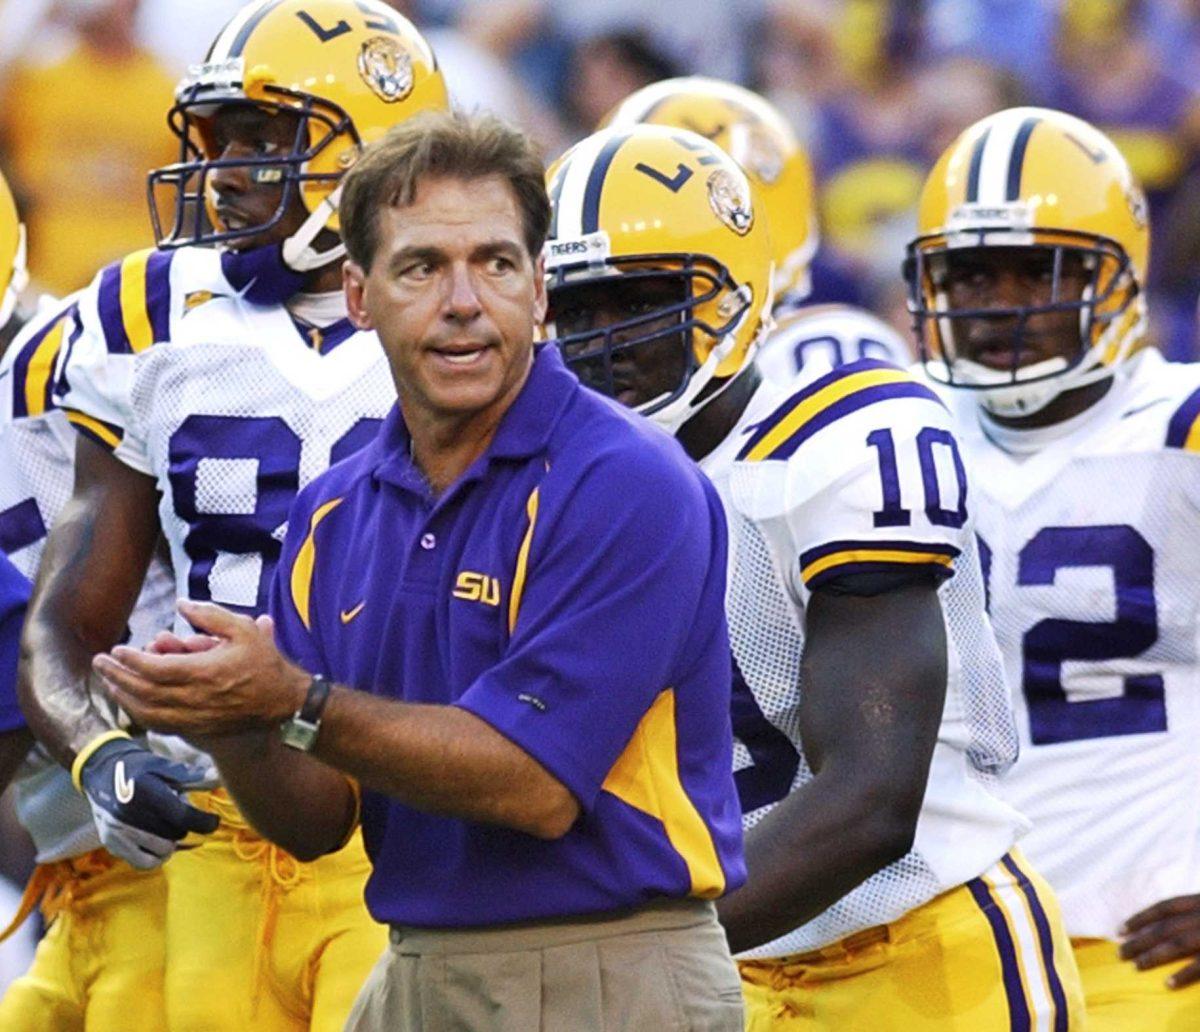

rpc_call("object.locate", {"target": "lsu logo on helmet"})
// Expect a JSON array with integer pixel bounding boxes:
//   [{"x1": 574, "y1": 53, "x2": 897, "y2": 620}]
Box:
[
  {"x1": 706, "y1": 168, "x2": 754, "y2": 236},
  {"x1": 358, "y1": 36, "x2": 414, "y2": 103}
]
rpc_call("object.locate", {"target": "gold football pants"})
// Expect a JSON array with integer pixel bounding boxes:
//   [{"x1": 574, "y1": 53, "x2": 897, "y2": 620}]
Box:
[
  {"x1": 1074, "y1": 936, "x2": 1200, "y2": 1030},
  {"x1": 0, "y1": 849, "x2": 167, "y2": 1031},
  {"x1": 738, "y1": 850, "x2": 1084, "y2": 1030},
  {"x1": 164, "y1": 789, "x2": 386, "y2": 1031}
]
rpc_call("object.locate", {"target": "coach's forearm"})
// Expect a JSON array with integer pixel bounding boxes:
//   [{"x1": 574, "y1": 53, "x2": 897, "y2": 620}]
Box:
[
  {"x1": 202, "y1": 730, "x2": 359, "y2": 861},
  {"x1": 313, "y1": 686, "x2": 579, "y2": 839}
]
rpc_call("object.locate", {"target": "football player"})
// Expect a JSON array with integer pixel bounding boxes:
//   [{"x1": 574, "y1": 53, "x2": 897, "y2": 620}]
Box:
[
  {"x1": 17, "y1": 2, "x2": 449, "y2": 1029},
  {"x1": 907, "y1": 106, "x2": 1200, "y2": 1028},
  {"x1": 542, "y1": 123, "x2": 1084, "y2": 1029},
  {"x1": 601, "y1": 76, "x2": 912, "y2": 378},
  {"x1": 0, "y1": 163, "x2": 184, "y2": 1029}
]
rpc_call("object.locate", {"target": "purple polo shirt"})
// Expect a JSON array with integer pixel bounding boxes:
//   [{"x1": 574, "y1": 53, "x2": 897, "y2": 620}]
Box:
[
  {"x1": 0, "y1": 550, "x2": 29, "y2": 733},
  {"x1": 268, "y1": 345, "x2": 745, "y2": 927}
]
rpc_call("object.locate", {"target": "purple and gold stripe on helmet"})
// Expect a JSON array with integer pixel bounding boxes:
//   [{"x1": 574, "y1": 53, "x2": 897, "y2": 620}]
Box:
[
  {"x1": 581, "y1": 131, "x2": 633, "y2": 235},
  {"x1": 1165, "y1": 384, "x2": 1200, "y2": 450},
  {"x1": 1001, "y1": 854, "x2": 1070, "y2": 1032},
  {"x1": 965, "y1": 126, "x2": 991, "y2": 202},
  {"x1": 223, "y1": 0, "x2": 287, "y2": 60},
  {"x1": 967, "y1": 875, "x2": 1032, "y2": 1032},
  {"x1": 10, "y1": 303, "x2": 76, "y2": 418},
  {"x1": 737, "y1": 359, "x2": 945, "y2": 463},
  {"x1": 1006, "y1": 116, "x2": 1042, "y2": 202},
  {"x1": 64, "y1": 409, "x2": 123, "y2": 451},
  {"x1": 96, "y1": 250, "x2": 175, "y2": 355},
  {"x1": 798, "y1": 539, "x2": 959, "y2": 590},
  {"x1": 0, "y1": 498, "x2": 46, "y2": 556}
]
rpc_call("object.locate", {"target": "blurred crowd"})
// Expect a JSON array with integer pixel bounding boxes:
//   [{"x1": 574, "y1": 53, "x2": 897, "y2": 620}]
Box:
[{"x1": 0, "y1": 0, "x2": 1198, "y2": 356}]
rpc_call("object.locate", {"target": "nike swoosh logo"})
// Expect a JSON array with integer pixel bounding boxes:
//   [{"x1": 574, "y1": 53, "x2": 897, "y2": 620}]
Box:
[
  {"x1": 114, "y1": 760, "x2": 135, "y2": 804},
  {"x1": 340, "y1": 602, "x2": 365, "y2": 624}
]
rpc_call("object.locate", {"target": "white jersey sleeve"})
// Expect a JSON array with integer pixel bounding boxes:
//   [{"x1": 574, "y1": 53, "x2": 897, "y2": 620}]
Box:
[
  {"x1": 756, "y1": 303, "x2": 914, "y2": 385},
  {"x1": 733, "y1": 358, "x2": 970, "y2": 603}
]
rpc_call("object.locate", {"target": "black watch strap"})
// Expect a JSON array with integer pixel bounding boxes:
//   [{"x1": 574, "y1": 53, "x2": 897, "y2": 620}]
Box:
[{"x1": 298, "y1": 675, "x2": 333, "y2": 724}]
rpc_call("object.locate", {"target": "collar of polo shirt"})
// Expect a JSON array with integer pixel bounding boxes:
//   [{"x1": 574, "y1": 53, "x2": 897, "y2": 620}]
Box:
[{"x1": 371, "y1": 345, "x2": 579, "y2": 490}]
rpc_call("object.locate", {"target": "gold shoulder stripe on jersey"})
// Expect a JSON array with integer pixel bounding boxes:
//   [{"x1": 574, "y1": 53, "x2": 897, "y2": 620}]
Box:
[
  {"x1": 118, "y1": 249, "x2": 156, "y2": 354},
  {"x1": 741, "y1": 365, "x2": 941, "y2": 463},
  {"x1": 22, "y1": 315, "x2": 68, "y2": 417}
]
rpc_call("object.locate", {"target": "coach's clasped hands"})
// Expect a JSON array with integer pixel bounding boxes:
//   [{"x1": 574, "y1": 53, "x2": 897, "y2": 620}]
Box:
[{"x1": 92, "y1": 599, "x2": 312, "y2": 738}]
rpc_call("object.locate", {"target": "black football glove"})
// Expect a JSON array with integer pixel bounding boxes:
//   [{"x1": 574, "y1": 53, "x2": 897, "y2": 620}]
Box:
[{"x1": 77, "y1": 735, "x2": 219, "y2": 869}]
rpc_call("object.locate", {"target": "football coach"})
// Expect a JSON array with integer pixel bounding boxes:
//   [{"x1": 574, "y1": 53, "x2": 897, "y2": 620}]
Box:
[{"x1": 92, "y1": 111, "x2": 747, "y2": 1031}]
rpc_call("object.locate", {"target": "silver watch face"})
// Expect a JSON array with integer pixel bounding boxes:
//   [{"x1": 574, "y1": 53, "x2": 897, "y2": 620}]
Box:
[{"x1": 280, "y1": 717, "x2": 319, "y2": 752}]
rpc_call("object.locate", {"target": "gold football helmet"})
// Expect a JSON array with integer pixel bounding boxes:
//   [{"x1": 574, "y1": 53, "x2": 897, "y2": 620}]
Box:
[
  {"x1": 149, "y1": 0, "x2": 448, "y2": 269},
  {"x1": 544, "y1": 124, "x2": 774, "y2": 434},
  {"x1": 0, "y1": 170, "x2": 26, "y2": 330},
  {"x1": 907, "y1": 106, "x2": 1148, "y2": 416},
  {"x1": 603, "y1": 77, "x2": 816, "y2": 303}
]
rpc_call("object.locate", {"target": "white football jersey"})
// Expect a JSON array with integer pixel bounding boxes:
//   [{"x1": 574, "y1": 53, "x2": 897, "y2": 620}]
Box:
[
  {"x1": 0, "y1": 295, "x2": 175, "y2": 862},
  {"x1": 935, "y1": 348, "x2": 1200, "y2": 940},
  {"x1": 708, "y1": 357, "x2": 1027, "y2": 957},
  {"x1": 57, "y1": 245, "x2": 396, "y2": 779},
  {"x1": 756, "y1": 303, "x2": 913, "y2": 384}
]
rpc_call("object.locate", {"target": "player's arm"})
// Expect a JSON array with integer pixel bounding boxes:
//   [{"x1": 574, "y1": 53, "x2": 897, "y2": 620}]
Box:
[
  {"x1": 18, "y1": 436, "x2": 160, "y2": 765},
  {"x1": 20, "y1": 437, "x2": 219, "y2": 866},
  {"x1": 718, "y1": 578, "x2": 946, "y2": 952}
]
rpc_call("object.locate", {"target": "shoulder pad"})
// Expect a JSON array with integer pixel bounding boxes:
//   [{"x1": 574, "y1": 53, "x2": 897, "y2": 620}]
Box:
[{"x1": 737, "y1": 358, "x2": 946, "y2": 463}]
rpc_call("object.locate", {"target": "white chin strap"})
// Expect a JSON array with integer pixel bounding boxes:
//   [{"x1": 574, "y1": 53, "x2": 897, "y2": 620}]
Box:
[
  {"x1": 640, "y1": 329, "x2": 745, "y2": 436},
  {"x1": 949, "y1": 354, "x2": 1114, "y2": 417},
  {"x1": 281, "y1": 185, "x2": 346, "y2": 272},
  {"x1": 0, "y1": 225, "x2": 28, "y2": 329}
]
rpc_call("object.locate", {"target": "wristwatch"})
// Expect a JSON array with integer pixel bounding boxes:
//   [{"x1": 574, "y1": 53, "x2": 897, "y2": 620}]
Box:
[{"x1": 280, "y1": 676, "x2": 333, "y2": 752}]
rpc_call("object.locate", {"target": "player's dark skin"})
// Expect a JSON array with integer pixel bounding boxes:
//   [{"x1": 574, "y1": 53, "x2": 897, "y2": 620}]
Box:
[
  {"x1": 938, "y1": 246, "x2": 1112, "y2": 428},
  {"x1": 0, "y1": 726, "x2": 33, "y2": 794},
  {"x1": 553, "y1": 276, "x2": 948, "y2": 952},
  {"x1": 18, "y1": 103, "x2": 344, "y2": 771},
  {"x1": 945, "y1": 247, "x2": 1200, "y2": 990}
]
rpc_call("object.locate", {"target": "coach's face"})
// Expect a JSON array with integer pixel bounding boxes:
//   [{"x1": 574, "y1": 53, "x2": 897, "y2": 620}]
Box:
[{"x1": 345, "y1": 174, "x2": 545, "y2": 424}]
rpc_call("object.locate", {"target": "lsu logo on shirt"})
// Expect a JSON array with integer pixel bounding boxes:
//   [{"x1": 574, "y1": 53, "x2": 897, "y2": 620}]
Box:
[{"x1": 453, "y1": 572, "x2": 501, "y2": 606}]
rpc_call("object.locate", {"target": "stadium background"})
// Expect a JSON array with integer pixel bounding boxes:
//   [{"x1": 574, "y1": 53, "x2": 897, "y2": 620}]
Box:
[{"x1": 1, "y1": 0, "x2": 1197, "y2": 989}]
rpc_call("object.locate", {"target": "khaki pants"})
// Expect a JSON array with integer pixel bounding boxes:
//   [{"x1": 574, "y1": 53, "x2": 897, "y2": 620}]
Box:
[{"x1": 345, "y1": 898, "x2": 744, "y2": 1031}]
